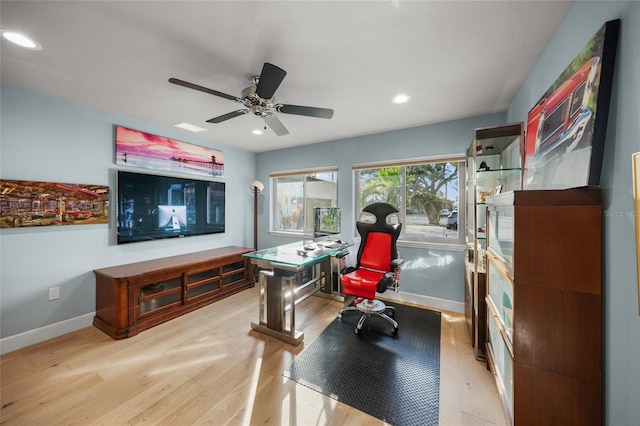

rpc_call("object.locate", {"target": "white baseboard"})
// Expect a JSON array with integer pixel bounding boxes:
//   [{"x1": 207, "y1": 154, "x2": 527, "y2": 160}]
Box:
[
  {"x1": 0, "y1": 312, "x2": 95, "y2": 355},
  {"x1": 380, "y1": 290, "x2": 465, "y2": 314}
]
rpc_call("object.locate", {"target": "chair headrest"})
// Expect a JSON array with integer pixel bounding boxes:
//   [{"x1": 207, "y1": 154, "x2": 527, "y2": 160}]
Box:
[{"x1": 357, "y1": 203, "x2": 401, "y2": 228}]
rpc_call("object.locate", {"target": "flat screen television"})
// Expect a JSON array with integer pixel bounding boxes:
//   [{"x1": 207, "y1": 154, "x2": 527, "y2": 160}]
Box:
[
  {"x1": 313, "y1": 207, "x2": 341, "y2": 239},
  {"x1": 117, "y1": 170, "x2": 225, "y2": 244}
]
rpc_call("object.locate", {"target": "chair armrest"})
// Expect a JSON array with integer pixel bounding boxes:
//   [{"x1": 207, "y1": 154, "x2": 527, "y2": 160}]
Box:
[
  {"x1": 391, "y1": 258, "x2": 404, "y2": 268},
  {"x1": 341, "y1": 266, "x2": 356, "y2": 275},
  {"x1": 334, "y1": 251, "x2": 349, "y2": 259}
]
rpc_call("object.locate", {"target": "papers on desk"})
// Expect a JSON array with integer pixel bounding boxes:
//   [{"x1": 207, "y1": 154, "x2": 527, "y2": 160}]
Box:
[
  {"x1": 317, "y1": 239, "x2": 346, "y2": 249},
  {"x1": 321, "y1": 243, "x2": 340, "y2": 248},
  {"x1": 289, "y1": 242, "x2": 341, "y2": 258}
]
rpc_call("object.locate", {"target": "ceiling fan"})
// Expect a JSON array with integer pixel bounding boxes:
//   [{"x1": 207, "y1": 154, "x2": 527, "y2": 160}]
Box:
[{"x1": 169, "y1": 63, "x2": 334, "y2": 136}]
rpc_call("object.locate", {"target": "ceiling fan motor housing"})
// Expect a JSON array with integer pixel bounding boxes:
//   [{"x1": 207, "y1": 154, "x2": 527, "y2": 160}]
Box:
[{"x1": 241, "y1": 84, "x2": 277, "y2": 116}]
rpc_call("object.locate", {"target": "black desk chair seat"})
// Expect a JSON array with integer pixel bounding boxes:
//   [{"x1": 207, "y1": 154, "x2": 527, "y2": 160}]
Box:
[{"x1": 338, "y1": 203, "x2": 403, "y2": 335}]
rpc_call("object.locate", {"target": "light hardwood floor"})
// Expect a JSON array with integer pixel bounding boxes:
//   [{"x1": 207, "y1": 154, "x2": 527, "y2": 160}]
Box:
[{"x1": 1, "y1": 286, "x2": 507, "y2": 425}]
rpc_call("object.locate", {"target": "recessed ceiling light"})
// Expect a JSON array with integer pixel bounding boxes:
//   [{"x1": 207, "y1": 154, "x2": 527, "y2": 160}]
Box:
[
  {"x1": 173, "y1": 122, "x2": 207, "y2": 133},
  {"x1": 1, "y1": 31, "x2": 42, "y2": 50},
  {"x1": 252, "y1": 129, "x2": 264, "y2": 135},
  {"x1": 392, "y1": 93, "x2": 411, "y2": 104}
]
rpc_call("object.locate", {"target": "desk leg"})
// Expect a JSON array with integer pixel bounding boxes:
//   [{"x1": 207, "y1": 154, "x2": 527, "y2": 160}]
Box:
[
  {"x1": 257, "y1": 269, "x2": 269, "y2": 326},
  {"x1": 251, "y1": 269, "x2": 304, "y2": 345},
  {"x1": 266, "y1": 272, "x2": 284, "y2": 331},
  {"x1": 314, "y1": 255, "x2": 345, "y2": 302},
  {"x1": 283, "y1": 275, "x2": 296, "y2": 335}
]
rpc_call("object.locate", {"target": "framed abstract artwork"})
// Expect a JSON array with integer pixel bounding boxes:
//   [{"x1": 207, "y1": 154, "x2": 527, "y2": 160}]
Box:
[
  {"x1": 115, "y1": 126, "x2": 224, "y2": 177},
  {"x1": 0, "y1": 179, "x2": 109, "y2": 228},
  {"x1": 523, "y1": 19, "x2": 620, "y2": 190}
]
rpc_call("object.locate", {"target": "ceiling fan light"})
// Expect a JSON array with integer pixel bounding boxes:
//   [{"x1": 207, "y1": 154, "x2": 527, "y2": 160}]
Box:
[
  {"x1": 2, "y1": 31, "x2": 42, "y2": 50},
  {"x1": 252, "y1": 129, "x2": 264, "y2": 135},
  {"x1": 392, "y1": 93, "x2": 411, "y2": 104}
]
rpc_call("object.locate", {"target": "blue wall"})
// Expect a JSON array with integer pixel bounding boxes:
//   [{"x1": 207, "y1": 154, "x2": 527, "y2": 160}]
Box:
[
  {"x1": 255, "y1": 113, "x2": 506, "y2": 305},
  {"x1": 507, "y1": 1, "x2": 640, "y2": 424},
  {"x1": 0, "y1": 84, "x2": 256, "y2": 340}
]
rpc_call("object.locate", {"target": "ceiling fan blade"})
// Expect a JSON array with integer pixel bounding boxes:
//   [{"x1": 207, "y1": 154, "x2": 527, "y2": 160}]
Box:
[
  {"x1": 255, "y1": 63, "x2": 287, "y2": 99},
  {"x1": 277, "y1": 104, "x2": 334, "y2": 119},
  {"x1": 263, "y1": 113, "x2": 289, "y2": 136},
  {"x1": 206, "y1": 109, "x2": 249, "y2": 123},
  {"x1": 169, "y1": 78, "x2": 238, "y2": 101}
]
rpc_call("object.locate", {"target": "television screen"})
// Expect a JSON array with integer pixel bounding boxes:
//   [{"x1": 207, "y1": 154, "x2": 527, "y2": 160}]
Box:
[
  {"x1": 117, "y1": 171, "x2": 225, "y2": 244},
  {"x1": 314, "y1": 207, "x2": 341, "y2": 238}
]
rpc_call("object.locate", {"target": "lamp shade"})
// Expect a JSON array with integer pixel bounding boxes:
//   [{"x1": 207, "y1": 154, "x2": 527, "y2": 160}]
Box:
[{"x1": 251, "y1": 180, "x2": 264, "y2": 192}]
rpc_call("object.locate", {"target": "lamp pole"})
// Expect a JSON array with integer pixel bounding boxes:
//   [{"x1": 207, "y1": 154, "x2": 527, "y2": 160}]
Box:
[
  {"x1": 253, "y1": 188, "x2": 258, "y2": 250},
  {"x1": 250, "y1": 180, "x2": 264, "y2": 251}
]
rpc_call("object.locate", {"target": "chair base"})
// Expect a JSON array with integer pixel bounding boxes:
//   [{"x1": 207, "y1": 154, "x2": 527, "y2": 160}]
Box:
[{"x1": 338, "y1": 298, "x2": 398, "y2": 335}]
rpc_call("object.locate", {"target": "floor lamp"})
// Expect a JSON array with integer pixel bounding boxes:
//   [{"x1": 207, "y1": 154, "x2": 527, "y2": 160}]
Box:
[{"x1": 250, "y1": 180, "x2": 264, "y2": 250}]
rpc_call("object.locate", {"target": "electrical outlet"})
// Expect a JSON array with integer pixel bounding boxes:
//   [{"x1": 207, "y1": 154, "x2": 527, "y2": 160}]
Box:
[{"x1": 49, "y1": 287, "x2": 60, "y2": 300}]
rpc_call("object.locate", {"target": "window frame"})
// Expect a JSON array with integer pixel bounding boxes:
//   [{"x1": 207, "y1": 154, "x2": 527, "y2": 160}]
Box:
[
  {"x1": 353, "y1": 153, "x2": 466, "y2": 250},
  {"x1": 269, "y1": 166, "x2": 339, "y2": 238}
]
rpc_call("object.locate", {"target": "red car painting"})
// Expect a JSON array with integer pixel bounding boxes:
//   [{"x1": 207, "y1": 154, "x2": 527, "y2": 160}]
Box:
[{"x1": 524, "y1": 56, "x2": 600, "y2": 185}]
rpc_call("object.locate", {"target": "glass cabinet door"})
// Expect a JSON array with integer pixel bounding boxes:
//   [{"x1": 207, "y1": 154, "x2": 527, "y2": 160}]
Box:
[
  {"x1": 222, "y1": 260, "x2": 246, "y2": 286},
  {"x1": 485, "y1": 191, "x2": 516, "y2": 423},
  {"x1": 487, "y1": 205, "x2": 514, "y2": 268},
  {"x1": 139, "y1": 276, "x2": 182, "y2": 315},
  {"x1": 186, "y1": 264, "x2": 221, "y2": 300},
  {"x1": 487, "y1": 257, "x2": 514, "y2": 341},
  {"x1": 487, "y1": 310, "x2": 514, "y2": 419}
]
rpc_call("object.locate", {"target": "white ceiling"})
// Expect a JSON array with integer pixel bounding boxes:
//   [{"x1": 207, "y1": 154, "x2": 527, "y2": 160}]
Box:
[{"x1": 0, "y1": 1, "x2": 574, "y2": 153}]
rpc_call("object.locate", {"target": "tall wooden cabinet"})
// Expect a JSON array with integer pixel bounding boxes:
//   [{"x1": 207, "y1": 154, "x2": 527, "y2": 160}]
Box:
[
  {"x1": 485, "y1": 188, "x2": 601, "y2": 425},
  {"x1": 465, "y1": 123, "x2": 523, "y2": 360}
]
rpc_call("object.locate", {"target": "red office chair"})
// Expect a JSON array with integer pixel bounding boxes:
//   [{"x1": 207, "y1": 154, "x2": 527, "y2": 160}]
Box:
[{"x1": 338, "y1": 203, "x2": 403, "y2": 335}]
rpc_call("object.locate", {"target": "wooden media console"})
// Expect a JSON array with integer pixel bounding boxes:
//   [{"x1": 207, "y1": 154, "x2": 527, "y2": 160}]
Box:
[{"x1": 93, "y1": 246, "x2": 254, "y2": 339}]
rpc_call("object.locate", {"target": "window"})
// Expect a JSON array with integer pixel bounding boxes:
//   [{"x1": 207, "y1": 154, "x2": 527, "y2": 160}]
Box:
[
  {"x1": 271, "y1": 167, "x2": 338, "y2": 235},
  {"x1": 354, "y1": 156, "x2": 465, "y2": 246}
]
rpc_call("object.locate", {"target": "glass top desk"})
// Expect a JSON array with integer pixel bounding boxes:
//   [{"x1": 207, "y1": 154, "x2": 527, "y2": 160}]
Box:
[{"x1": 243, "y1": 240, "x2": 350, "y2": 345}]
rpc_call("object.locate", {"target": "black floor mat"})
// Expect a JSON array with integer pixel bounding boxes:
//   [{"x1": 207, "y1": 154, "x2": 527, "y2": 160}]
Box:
[{"x1": 284, "y1": 303, "x2": 441, "y2": 425}]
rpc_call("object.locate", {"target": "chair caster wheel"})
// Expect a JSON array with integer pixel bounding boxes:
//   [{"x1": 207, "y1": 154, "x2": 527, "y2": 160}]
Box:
[
  {"x1": 392, "y1": 327, "x2": 398, "y2": 335},
  {"x1": 354, "y1": 327, "x2": 360, "y2": 335}
]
